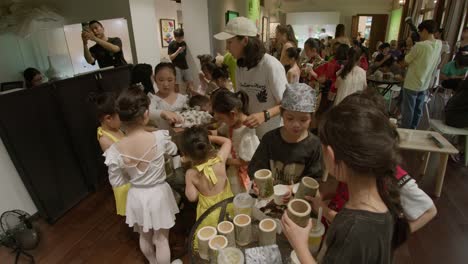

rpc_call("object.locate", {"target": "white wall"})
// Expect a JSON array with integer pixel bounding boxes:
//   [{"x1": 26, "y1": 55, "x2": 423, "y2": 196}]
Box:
[
  {"x1": 0, "y1": 33, "x2": 27, "y2": 83},
  {"x1": 181, "y1": 0, "x2": 211, "y2": 86},
  {"x1": 129, "y1": 0, "x2": 160, "y2": 66},
  {"x1": 286, "y1": 12, "x2": 340, "y2": 25},
  {"x1": 0, "y1": 138, "x2": 37, "y2": 215},
  {"x1": 208, "y1": 0, "x2": 248, "y2": 54},
  {"x1": 266, "y1": 0, "x2": 393, "y2": 37}
]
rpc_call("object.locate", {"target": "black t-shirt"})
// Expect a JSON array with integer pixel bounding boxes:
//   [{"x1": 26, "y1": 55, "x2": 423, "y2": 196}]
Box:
[
  {"x1": 247, "y1": 127, "x2": 323, "y2": 184},
  {"x1": 321, "y1": 208, "x2": 394, "y2": 264},
  {"x1": 89, "y1": 37, "x2": 127, "y2": 68},
  {"x1": 168, "y1": 40, "x2": 188, "y2": 69},
  {"x1": 445, "y1": 78, "x2": 468, "y2": 128}
]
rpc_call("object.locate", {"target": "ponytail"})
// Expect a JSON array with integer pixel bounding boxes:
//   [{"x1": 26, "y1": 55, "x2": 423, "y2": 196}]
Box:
[
  {"x1": 212, "y1": 89, "x2": 250, "y2": 115},
  {"x1": 339, "y1": 47, "x2": 360, "y2": 79},
  {"x1": 376, "y1": 173, "x2": 410, "y2": 249}
]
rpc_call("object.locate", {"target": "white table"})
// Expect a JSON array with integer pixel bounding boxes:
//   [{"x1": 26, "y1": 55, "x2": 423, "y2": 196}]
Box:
[{"x1": 398, "y1": 128, "x2": 459, "y2": 197}]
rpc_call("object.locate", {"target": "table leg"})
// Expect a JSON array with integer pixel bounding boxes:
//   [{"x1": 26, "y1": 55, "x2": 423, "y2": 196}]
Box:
[
  {"x1": 434, "y1": 153, "x2": 449, "y2": 197},
  {"x1": 420, "y1": 152, "x2": 431, "y2": 178}
]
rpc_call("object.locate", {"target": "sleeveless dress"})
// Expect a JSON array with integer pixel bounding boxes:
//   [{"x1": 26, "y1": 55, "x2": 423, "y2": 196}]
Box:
[
  {"x1": 104, "y1": 130, "x2": 179, "y2": 232},
  {"x1": 97, "y1": 127, "x2": 130, "y2": 216},
  {"x1": 193, "y1": 156, "x2": 234, "y2": 249}
]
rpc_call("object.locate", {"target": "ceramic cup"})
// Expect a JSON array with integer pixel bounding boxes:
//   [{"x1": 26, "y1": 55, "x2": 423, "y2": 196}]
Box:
[{"x1": 273, "y1": 184, "x2": 290, "y2": 205}]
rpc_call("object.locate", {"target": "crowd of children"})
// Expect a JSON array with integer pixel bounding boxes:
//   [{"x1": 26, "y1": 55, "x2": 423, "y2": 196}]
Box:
[{"x1": 86, "y1": 16, "x2": 468, "y2": 264}]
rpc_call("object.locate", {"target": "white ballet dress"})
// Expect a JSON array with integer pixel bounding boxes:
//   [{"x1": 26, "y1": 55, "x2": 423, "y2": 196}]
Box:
[{"x1": 104, "y1": 130, "x2": 179, "y2": 233}]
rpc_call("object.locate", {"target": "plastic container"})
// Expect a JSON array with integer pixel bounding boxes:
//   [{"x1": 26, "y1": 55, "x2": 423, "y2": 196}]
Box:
[
  {"x1": 308, "y1": 220, "x2": 325, "y2": 256},
  {"x1": 233, "y1": 193, "x2": 254, "y2": 216}
]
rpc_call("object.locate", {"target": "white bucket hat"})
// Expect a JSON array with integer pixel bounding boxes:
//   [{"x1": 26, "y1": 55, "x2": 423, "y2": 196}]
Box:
[{"x1": 214, "y1": 17, "x2": 258, "y2": 40}]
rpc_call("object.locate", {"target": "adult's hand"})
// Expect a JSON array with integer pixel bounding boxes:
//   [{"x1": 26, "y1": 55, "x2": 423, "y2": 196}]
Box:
[
  {"x1": 82, "y1": 31, "x2": 96, "y2": 43},
  {"x1": 243, "y1": 112, "x2": 265, "y2": 129},
  {"x1": 81, "y1": 31, "x2": 90, "y2": 45}
]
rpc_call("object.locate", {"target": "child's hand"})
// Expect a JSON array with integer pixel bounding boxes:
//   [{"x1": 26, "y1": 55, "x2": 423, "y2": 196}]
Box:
[
  {"x1": 251, "y1": 181, "x2": 259, "y2": 196},
  {"x1": 305, "y1": 192, "x2": 326, "y2": 213},
  {"x1": 161, "y1": 110, "x2": 182, "y2": 125},
  {"x1": 282, "y1": 212, "x2": 312, "y2": 251},
  {"x1": 282, "y1": 189, "x2": 292, "y2": 204}
]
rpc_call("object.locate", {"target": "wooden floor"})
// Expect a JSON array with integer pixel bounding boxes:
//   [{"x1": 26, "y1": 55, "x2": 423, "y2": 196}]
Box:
[{"x1": 1, "y1": 161, "x2": 467, "y2": 264}]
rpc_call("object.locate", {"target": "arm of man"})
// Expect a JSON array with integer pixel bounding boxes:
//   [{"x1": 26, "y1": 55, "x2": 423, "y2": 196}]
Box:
[
  {"x1": 93, "y1": 37, "x2": 121, "y2": 53},
  {"x1": 82, "y1": 31, "x2": 96, "y2": 64},
  {"x1": 168, "y1": 42, "x2": 183, "y2": 61}
]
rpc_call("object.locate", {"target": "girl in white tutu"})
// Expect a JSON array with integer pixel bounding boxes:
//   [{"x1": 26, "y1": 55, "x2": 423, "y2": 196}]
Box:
[{"x1": 104, "y1": 85, "x2": 179, "y2": 264}]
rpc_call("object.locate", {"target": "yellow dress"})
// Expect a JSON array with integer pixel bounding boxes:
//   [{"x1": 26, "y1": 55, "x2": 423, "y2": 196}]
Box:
[
  {"x1": 194, "y1": 157, "x2": 234, "y2": 249},
  {"x1": 97, "y1": 127, "x2": 130, "y2": 216}
]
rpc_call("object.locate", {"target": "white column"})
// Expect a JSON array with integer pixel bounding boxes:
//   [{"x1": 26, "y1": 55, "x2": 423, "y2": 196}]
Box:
[
  {"x1": 129, "y1": 0, "x2": 161, "y2": 65},
  {"x1": 181, "y1": 0, "x2": 212, "y2": 87}
]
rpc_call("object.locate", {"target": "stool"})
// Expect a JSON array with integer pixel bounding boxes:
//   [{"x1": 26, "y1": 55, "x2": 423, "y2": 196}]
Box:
[{"x1": 429, "y1": 119, "x2": 468, "y2": 166}]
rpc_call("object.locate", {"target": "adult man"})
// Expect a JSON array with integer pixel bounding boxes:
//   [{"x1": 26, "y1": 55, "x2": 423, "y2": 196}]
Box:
[
  {"x1": 168, "y1": 28, "x2": 194, "y2": 93},
  {"x1": 400, "y1": 20, "x2": 442, "y2": 129},
  {"x1": 82, "y1": 20, "x2": 127, "y2": 68},
  {"x1": 318, "y1": 28, "x2": 328, "y2": 41}
]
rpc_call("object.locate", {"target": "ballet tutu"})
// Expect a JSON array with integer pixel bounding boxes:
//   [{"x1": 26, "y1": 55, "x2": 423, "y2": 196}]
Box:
[{"x1": 125, "y1": 182, "x2": 179, "y2": 233}]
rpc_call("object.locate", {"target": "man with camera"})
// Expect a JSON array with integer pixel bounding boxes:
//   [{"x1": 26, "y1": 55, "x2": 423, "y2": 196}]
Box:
[{"x1": 82, "y1": 20, "x2": 127, "y2": 68}]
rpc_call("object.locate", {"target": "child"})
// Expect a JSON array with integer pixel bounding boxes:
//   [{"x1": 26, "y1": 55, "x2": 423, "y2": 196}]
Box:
[
  {"x1": 302, "y1": 38, "x2": 326, "y2": 89},
  {"x1": 282, "y1": 95, "x2": 410, "y2": 264},
  {"x1": 334, "y1": 48, "x2": 367, "y2": 106},
  {"x1": 104, "y1": 85, "x2": 180, "y2": 264},
  {"x1": 182, "y1": 127, "x2": 233, "y2": 229},
  {"x1": 212, "y1": 90, "x2": 260, "y2": 194},
  {"x1": 284, "y1": 47, "x2": 301, "y2": 84},
  {"x1": 92, "y1": 92, "x2": 129, "y2": 216},
  {"x1": 211, "y1": 64, "x2": 233, "y2": 93},
  {"x1": 188, "y1": 95, "x2": 211, "y2": 112},
  {"x1": 314, "y1": 91, "x2": 437, "y2": 233},
  {"x1": 248, "y1": 83, "x2": 323, "y2": 194},
  {"x1": 148, "y1": 62, "x2": 186, "y2": 129}
]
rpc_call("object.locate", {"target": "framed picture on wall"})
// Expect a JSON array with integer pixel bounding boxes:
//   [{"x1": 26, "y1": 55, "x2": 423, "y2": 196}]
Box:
[
  {"x1": 160, "y1": 19, "x2": 176, "y2": 47},
  {"x1": 262, "y1": 16, "x2": 268, "y2": 42},
  {"x1": 225, "y1": 10, "x2": 239, "y2": 24}
]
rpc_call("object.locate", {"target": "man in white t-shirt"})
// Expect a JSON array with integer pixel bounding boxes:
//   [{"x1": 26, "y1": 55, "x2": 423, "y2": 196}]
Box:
[
  {"x1": 214, "y1": 17, "x2": 288, "y2": 138},
  {"x1": 318, "y1": 28, "x2": 328, "y2": 42},
  {"x1": 400, "y1": 20, "x2": 442, "y2": 129}
]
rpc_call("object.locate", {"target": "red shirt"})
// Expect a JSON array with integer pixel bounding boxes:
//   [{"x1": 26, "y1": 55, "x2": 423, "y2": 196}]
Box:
[
  {"x1": 314, "y1": 58, "x2": 342, "y2": 93},
  {"x1": 359, "y1": 56, "x2": 369, "y2": 71}
]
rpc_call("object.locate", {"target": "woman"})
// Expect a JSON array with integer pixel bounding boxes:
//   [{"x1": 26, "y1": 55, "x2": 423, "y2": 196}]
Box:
[
  {"x1": 332, "y1": 24, "x2": 351, "y2": 46},
  {"x1": 276, "y1": 24, "x2": 298, "y2": 66},
  {"x1": 214, "y1": 17, "x2": 288, "y2": 139},
  {"x1": 334, "y1": 48, "x2": 367, "y2": 105},
  {"x1": 282, "y1": 101, "x2": 410, "y2": 264}
]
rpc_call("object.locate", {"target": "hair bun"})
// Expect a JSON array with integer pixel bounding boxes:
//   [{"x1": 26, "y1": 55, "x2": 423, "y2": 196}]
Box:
[{"x1": 195, "y1": 141, "x2": 207, "y2": 151}]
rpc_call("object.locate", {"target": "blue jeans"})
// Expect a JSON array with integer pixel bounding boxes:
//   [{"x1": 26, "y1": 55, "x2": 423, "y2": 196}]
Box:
[{"x1": 401, "y1": 88, "x2": 426, "y2": 129}]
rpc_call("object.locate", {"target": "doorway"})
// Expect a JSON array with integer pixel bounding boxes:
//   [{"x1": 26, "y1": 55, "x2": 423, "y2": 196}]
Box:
[{"x1": 352, "y1": 14, "x2": 389, "y2": 53}]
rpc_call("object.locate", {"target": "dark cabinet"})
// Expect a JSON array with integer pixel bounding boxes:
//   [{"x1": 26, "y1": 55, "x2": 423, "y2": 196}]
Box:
[{"x1": 0, "y1": 66, "x2": 132, "y2": 223}]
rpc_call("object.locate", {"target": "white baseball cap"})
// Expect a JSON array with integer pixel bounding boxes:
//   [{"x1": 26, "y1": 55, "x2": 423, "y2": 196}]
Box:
[{"x1": 214, "y1": 17, "x2": 258, "y2": 40}]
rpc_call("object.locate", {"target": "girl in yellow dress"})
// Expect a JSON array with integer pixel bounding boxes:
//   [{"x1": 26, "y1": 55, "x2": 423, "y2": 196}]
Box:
[
  {"x1": 92, "y1": 92, "x2": 130, "y2": 216},
  {"x1": 181, "y1": 127, "x2": 233, "y2": 231}
]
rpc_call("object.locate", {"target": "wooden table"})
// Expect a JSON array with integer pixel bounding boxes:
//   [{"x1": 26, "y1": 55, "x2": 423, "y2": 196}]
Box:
[{"x1": 398, "y1": 128, "x2": 459, "y2": 197}]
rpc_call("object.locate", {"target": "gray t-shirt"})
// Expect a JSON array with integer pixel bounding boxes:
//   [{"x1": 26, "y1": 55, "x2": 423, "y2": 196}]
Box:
[
  {"x1": 247, "y1": 127, "x2": 322, "y2": 184},
  {"x1": 320, "y1": 208, "x2": 394, "y2": 264}
]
